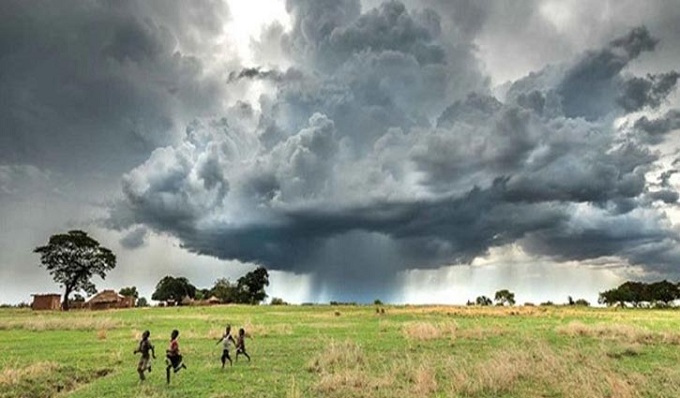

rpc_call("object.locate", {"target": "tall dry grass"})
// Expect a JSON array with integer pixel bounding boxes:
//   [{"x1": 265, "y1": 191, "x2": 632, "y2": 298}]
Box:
[
  {"x1": 557, "y1": 321, "x2": 680, "y2": 344},
  {"x1": 307, "y1": 340, "x2": 364, "y2": 374},
  {"x1": 389, "y1": 305, "x2": 549, "y2": 317},
  {"x1": 402, "y1": 321, "x2": 457, "y2": 340},
  {"x1": 286, "y1": 377, "x2": 302, "y2": 398},
  {"x1": 306, "y1": 337, "x2": 651, "y2": 398},
  {"x1": 308, "y1": 340, "x2": 387, "y2": 395},
  {"x1": 0, "y1": 316, "x2": 120, "y2": 331},
  {"x1": 444, "y1": 343, "x2": 640, "y2": 398},
  {"x1": 0, "y1": 362, "x2": 59, "y2": 386},
  {"x1": 243, "y1": 321, "x2": 293, "y2": 338}
]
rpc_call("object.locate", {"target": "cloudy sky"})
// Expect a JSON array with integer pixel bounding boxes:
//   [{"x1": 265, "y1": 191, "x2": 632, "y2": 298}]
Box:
[{"x1": 2, "y1": 0, "x2": 680, "y2": 305}]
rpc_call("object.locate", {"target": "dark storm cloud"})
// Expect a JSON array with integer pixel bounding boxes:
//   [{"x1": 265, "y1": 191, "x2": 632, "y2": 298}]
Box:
[
  {"x1": 510, "y1": 26, "x2": 660, "y2": 121},
  {"x1": 0, "y1": 0, "x2": 231, "y2": 175},
  {"x1": 119, "y1": 227, "x2": 149, "y2": 250},
  {"x1": 647, "y1": 190, "x2": 679, "y2": 204},
  {"x1": 617, "y1": 71, "x2": 679, "y2": 113},
  {"x1": 110, "y1": 1, "x2": 680, "y2": 300},
  {"x1": 228, "y1": 67, "x2": 287, "y2": 83},
  {"x1": 634, "y1": 109, "x2": 680, "y2": 144}
]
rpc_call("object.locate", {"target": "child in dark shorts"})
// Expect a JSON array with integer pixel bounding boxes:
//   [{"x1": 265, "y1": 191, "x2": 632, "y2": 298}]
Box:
[
  {"x1": 133, "y1": 330, "x2": 155, "y2": 381},
  {"x1": 215, "y1": 325, "x2": 236, "y2": 368},
  {"x1": 235, "y1": 328, "x2": 250, "y2": 362},
  {"x1": 165, "y1": 329, "x2": 186, "y2": 384}
]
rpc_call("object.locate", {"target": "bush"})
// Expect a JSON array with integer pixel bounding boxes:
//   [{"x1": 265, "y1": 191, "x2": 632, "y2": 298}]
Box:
[
  {"x1": 136, "y1": 297, "x2": 149, "y2": 307},
  {"x1": 270, "y1": 297, "x2": 288, "y2": 305},
  {"x1": 374, "y1": 299, "x2": 383, "y2": 305},
  {"x1": 330, "y1": 301, "x2": 357, "y2": 306},
  {"x1": 540, "y1": 301, "x2": 555, "y2": 306},
  {"x1": 574, "y1": 299, "x2": 590, "y2": 307}
]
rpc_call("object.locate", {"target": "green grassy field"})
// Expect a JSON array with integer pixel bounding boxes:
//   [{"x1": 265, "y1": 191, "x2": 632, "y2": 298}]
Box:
[{"x1": 2, "y1": 305, "x2": 680, "y2": 397}]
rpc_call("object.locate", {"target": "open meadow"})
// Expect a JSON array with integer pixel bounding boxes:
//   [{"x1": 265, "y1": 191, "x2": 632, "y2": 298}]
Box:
[{"x1": 2, "y1": 305, "x2": 680, "y2": 398}]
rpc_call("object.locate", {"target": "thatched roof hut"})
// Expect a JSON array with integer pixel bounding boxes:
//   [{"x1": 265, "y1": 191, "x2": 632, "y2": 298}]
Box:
[{"x1": 87, "y1": 290, "x2": 135, "y2": 310}]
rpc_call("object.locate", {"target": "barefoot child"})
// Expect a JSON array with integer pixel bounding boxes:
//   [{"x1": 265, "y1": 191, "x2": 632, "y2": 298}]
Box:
[
  {"x1": 235, "y1": 328, "x2": 250, "y2": 362},
  {"x1": 165, "y1": 329, "x2": 187, "y2": 384},
  {"x1": 215, "y1": 325, "x2": 236, "y2": 368},
  {"x1": 133, "y1": 330, "x2": 155, "y2": 381}
]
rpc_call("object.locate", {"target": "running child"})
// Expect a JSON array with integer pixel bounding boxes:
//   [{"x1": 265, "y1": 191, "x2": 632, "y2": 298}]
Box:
[
  {"x1": 215, "y1": 325, "x2": 236, "y2": 368},
  {"x1": 235, "y1": 327, "x2": 250, "y2": 362},
  {"x1": 165, "y1": 329, "x2": 187, "y2": 384},
  {"x1": 133, "y1": 330, "x2": 155, "y2": 381}
]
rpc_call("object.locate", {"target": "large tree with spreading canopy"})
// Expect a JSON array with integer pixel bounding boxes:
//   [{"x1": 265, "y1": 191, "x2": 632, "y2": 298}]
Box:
[{"x1": 34, "y1": 230, "x2": 116, "y2": 310}]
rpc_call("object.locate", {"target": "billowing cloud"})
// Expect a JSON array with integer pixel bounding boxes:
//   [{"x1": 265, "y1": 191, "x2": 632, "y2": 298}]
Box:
[
  {"x1": 108, "y1": 0, "x2": 680, "y2": 301},
  {"x1": 0, "y1": 0, "x2": 233, "y2": 175}
]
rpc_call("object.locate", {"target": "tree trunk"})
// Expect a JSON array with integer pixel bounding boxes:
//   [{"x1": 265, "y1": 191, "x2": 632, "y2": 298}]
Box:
[{"x1": 62, "y1": 286, "x2": 72, "y2": 311}]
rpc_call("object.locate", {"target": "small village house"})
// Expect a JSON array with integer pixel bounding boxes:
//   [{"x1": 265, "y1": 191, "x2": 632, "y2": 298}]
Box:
[
  {"x1": 87, "y1": 290, "x2": 135, "y2": 310},
  {"x1": 31, "y1": 294, "x2": 62, "y2": 310}
]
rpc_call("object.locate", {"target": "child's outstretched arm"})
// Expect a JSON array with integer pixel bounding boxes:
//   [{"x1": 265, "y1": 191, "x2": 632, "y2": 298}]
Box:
[{"x1": 151, "y1": 344, "x2": 156, "y2": 359}]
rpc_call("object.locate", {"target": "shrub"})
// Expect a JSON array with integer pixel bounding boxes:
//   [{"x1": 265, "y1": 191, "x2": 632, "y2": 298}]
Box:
[{"x1": 271, "y1": 297, "x2": 288, "y2": 305}]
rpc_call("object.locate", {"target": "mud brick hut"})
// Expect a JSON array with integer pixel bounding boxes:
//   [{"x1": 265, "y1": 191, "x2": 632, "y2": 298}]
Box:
[
  {"x1": 87, "y1": 290, "x2": 135, "y2": 310},
  {"x1": 31, "y1": 294, "x2": 62, "y2": 310}
]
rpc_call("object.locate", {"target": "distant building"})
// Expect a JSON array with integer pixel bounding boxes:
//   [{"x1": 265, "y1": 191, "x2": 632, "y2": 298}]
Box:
[
  {"x1": 87, "y1": 290, "x2": 135, "y2": 310},
  {"x1": 31, "y1": 294, "x2": 62, "y2": 311}
]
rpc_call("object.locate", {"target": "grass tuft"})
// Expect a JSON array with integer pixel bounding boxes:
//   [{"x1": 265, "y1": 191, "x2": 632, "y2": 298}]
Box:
[{"x1": 402, "y1": 321, "x2": 457, "y2": 340}]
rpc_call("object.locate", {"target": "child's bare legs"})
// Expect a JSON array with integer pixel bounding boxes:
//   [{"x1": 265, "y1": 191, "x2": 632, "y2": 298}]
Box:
[
  {"x1": 236, "y1": 350, "x2": 250, "y2": 362},
  {"x1": 221, "y1": 350, "x2": 232, "y2": 368},
  {"x1": 137, "y1": 358, "x2": 149, "y2": 381},
  {"x1": 165, "y1": 356, "x2": 186, "y2": 384}
]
